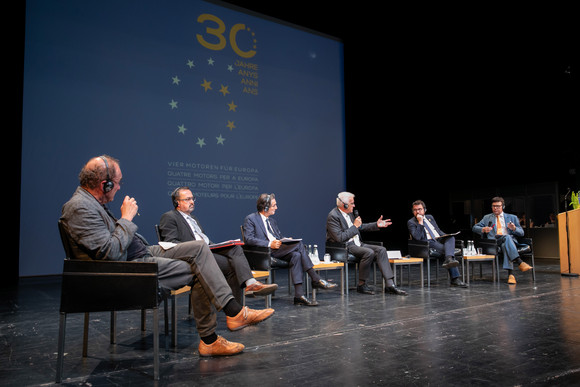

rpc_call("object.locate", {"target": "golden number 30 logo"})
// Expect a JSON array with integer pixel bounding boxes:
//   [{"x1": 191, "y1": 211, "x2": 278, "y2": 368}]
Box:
[{"x1": 196, "y1": 13, "x2": 256, "y2": 59}]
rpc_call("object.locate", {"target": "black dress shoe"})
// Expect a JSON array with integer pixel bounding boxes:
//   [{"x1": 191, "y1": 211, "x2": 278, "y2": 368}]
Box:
[
  {"x1": 293, "y1": 295, "x2": 319, "y2": 306},
  {"x1": 442, "y1": 257, "x2": 459, "y2": 269},
  {"x1": 385, "y1": 285, "x2": 407, "y2": 296},
  {"x1": 356, "y1": 283, "x2": 375, "y2": 295},
  {"x1": 312, "y1": 279, "x2": 338, "y2": 290},
  {"x1": 450, "y1": 278, "x2": 468, "y2": 288}
]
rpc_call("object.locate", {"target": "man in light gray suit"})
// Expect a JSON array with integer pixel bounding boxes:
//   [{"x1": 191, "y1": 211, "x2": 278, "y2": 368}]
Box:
[
  {"x1": 60, "y1": 155, "x2": 273, "y2": 357},
  {"x1": 472, "y1": 196, "x2": 533, "y2": 284}
]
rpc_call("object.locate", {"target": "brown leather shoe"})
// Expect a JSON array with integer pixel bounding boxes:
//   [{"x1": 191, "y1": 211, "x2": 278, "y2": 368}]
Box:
[
  {"x1": 245, "y1": 281, "x2": 278, "y2": 296},
  {"x1": 508, "y1": 274, "x2": 517, "y2": 284},
  {"x1": 519, "y1": 262, "x2": 533, "y2": 272},
  {"x1": 226, "y1": 306, "x2": 274, "y2": 331},
  {"x1": 198, "y1": 336, "x2": 244, "y2": 357}
]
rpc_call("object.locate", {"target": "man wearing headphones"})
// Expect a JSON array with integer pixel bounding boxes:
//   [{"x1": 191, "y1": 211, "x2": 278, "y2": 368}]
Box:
[
  {"x1": 408, "y1": 200, "x2": 468, "y2": 288},
  {"x1": 326, "y1": 192, "x2": 407, "y2": 296},
  {"x1": 158, "y1": 187, "x2": 278, "y2": 304},
  {"x1": 243, "y1": 193, "x2": 338, "y2": 306},
  {"x1": 61, "y1": 156, "x2": 274, "y2": 357},
  {"x1": 473, "y1": 196, "x2": 532, "y2": 284}
]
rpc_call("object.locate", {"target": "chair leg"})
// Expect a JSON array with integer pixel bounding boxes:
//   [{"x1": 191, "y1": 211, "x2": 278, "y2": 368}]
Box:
[
  {"x1": 153, "y1": 307, "x2": 160, "y2": 381},
  {"x1": 109, "y1": 311, "x2": 116, "y2": 345},
  {"x1": 83, "y1": 312, "x2": 89, "y2": 357},
  {"x1": 55, "y1": 312, "x2": 67, "y2": 383},
  {"x1": 171, "y1": 296, "x2": 177, "y2": 347}
]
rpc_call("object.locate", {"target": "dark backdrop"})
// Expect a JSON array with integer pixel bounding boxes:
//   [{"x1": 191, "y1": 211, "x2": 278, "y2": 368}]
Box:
[{"x1": 7, "y1": 1, "x2": 578, "y2": 286}]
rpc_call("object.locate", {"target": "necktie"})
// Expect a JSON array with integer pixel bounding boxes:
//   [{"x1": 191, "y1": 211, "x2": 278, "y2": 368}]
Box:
[
  {"x1": 424, "y1": 219, "x2": 437, "y2": 240},
  {"x1": 496, "y1": 215, "x2": 503, "y2": 235},
  {"x1": 187, "y1": 216, "x2": 209, "y2": 244},
  {"x1": 266, "y1": 218, "x2": 279, "y2": 239}
]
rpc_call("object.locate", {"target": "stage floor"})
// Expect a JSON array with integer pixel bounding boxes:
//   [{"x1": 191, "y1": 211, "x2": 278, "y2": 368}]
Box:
[{"x1": 2, "y1": 259, "x2": 580, "y2": 386}]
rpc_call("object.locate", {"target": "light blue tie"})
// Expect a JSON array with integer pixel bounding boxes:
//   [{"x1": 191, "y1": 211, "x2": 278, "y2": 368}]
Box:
[{"x1": 186, "y1": 216, "x2": 209, "y2": 244}]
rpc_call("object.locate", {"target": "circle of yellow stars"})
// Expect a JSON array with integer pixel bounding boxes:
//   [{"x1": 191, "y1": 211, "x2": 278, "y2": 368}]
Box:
[{"x1": 168, "y1": 57, "x2": 239, "y2": 148}]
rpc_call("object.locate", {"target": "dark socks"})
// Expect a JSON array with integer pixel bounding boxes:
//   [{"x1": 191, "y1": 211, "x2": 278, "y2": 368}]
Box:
[
  {"x1": 307, "y1": 268, "x2": 321, "y2": 283},
  {"x1": 294, "y1": 283, "x2": 304, "y2": 298},
  {"x1": 222, "y1": 299, "x2": 243, "y2": 318},
  {"x1": 200, "y1": 333, "x2": 218, "y2": 345}
]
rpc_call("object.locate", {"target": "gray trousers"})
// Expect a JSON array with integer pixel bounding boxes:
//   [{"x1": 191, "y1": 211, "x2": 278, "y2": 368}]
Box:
[
  {"x1": 145, "y1": 240, "x2": 234, "y2": 337},
  {"x1": 348, "y1": 243, "x2": 394, "y2": 283}
]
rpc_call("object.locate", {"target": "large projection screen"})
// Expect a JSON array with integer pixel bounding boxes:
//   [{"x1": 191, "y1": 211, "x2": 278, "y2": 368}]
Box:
[{"x1": 21, "y1": 0, "x2": 345, "y2": 276}]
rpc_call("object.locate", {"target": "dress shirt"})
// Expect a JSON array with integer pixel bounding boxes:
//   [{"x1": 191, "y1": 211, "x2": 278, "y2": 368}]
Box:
[
  {"x1": 260, "y1": 213, "x2": 277, "y2": 242},
  {"x1": 341, "y1": 211, "x2": 361, "y2": 246},
  {"x1": 179, "y1": 211, "x2": 210, "y2": 244}
]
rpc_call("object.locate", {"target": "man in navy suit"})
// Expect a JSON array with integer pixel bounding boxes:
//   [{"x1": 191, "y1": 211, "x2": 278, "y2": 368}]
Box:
[
  {"x1": 243, "y1": 193, "x2": 337, "y2": 306},
  {"x1": 158, "y1": 187, "x2": 278, "y2": 303},
  {"x1": 407, "y1": 200, "x2": 467, "y2": 288},
  {"x1": 473, "y1": 196, "x2": 532, "y2": 284}
]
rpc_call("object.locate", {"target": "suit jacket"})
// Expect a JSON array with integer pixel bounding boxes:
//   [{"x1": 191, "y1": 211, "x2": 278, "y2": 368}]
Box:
[
  {"x1": 60, "y1": 186, "x2": 138, "y2": 261},
  {"x1": 326, "y1": 207, "x2": 379, "y2": 244},
  {"x1": 242, "y1": 211, "x2": 284, "y2": 247},
  {"x1": 473, "y1": 212, "x2": 524, "y2": 239},
  {"x1": 158, "y1": 209, "x2": 214, "y2": 244},
  {"x1": 407, "y1": 214, "x2": 446, "y2": 241}
]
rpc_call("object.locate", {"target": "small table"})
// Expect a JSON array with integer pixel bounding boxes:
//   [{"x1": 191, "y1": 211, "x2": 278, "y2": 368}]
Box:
[
  {"x1": 307, "y1": 261, "x2": 345, "y2": 300},
  {"x1": 463, "y1": 255, "x2": 498, "y2": 284},
  {"x1": 389, "y1": 257, "x2": 424, "y2": 288}
]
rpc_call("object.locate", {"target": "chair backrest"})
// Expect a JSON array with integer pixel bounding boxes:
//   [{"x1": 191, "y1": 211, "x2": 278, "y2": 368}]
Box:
[
  {"x1": 58, "y1": 220, "x2": 92, "y2": 261},
  {"x1": 155, "y1": 224, "x2": 162, "y2": 242},
  {"x1": 60, "y1": 259, "x2": 159, "y2": 313}
]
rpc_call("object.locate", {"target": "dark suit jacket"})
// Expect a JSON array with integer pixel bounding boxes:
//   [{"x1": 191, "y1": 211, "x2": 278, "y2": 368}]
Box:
[
  {"x1": 326, "y1": 207, "x2": 379, "y2": 244},
  {"x1": 158, "y1": 209, "x2": 214, "y2": 244},
  {"x1": 407, "y1": 215, "x2": 446, "y2": 241},
  {"x1": 242, "y1": 211, "x2": 284, "y2": 247}
]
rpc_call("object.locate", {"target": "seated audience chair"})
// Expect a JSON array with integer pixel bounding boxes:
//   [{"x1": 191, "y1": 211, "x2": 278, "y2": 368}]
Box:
[
  {"x1": 56, "y1": 221, "x2": 162, "y2": 382},
  {"x1": 407, "y1": 239, "x2": 464, "y2": 287}
]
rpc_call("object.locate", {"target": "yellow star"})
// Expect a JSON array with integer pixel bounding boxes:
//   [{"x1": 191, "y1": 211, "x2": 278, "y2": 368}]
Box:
[
  {"x1": 201, "y1": 79, "x2": 212, "y2": 92},
  {"x1": 227, "y1": 100, "x2": 237, "y2": 112},
  {"x1": 226, "y1": 120, "x2": 236, "y2": 131},
  {"x1": 219, "y1": 84, "x2": 230, "y2": 96}
]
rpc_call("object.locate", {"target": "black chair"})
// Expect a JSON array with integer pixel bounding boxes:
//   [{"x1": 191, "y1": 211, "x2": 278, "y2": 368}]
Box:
[
  {"x1": 476, "y1": 236, "x2": 536, "y2": 281},
  {"x1": 56, "y1": 221, "x2": 161, "y2": 382},
  {"x1": 154, "y1": 225, "x2": 193, "y2": 347},
  {"x1": 407, "y1": 239, "x2": 465, "y2": 287},
  {"x1": 240, "y1": 226, "x2": 291, "y2": 297},
  {"x1": 325, "y1": 241, "x2": 380, "y2": 294}
]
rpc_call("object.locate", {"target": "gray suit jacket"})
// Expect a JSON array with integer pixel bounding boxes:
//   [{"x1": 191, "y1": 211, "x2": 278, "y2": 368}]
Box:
[
  {"x1": 326, "y1": 207, "x2": 379, "y2": 244},
  {"x1": 60, "y1": 186, "x2": 137, "y2": 261}
]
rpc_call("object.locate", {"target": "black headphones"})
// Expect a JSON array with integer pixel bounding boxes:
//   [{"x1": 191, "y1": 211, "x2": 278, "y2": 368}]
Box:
[
  {"x1": 338, "y1": 196, "x2": 349, "y2": 209},
  {"x1": 264, "y1": 194, "x2": 272, "y2": 212},
  {"x1": 100, "y1": 156, "x2": 114, "y2": 193}
]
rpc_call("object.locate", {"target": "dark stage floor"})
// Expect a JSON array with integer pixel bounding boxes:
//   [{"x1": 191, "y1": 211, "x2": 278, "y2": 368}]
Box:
[{"x1": 2, "y1": 259, "x2": 580, "y2": 386}]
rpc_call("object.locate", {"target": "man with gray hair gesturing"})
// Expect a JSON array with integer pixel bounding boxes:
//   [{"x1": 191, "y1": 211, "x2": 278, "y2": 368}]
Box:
[{"x1": 326, "y1": 192, "x2": 407, "y2": 296}]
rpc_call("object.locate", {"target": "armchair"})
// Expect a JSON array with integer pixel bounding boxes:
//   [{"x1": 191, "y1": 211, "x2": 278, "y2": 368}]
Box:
[
  {"x1": 56, "y1": 221, "x2": 161, "y2": 382},
  {"x1": 476, "y1": 236, "x2": 535, "y2": 281},
  {"x1": 407, "y1": 239, "x2": 464, "y2": 287}
]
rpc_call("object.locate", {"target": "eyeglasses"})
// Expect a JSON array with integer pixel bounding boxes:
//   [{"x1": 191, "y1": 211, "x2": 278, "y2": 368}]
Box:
[{"x1": 178, "y1": 197, "x2": 195, "y2": 202}]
